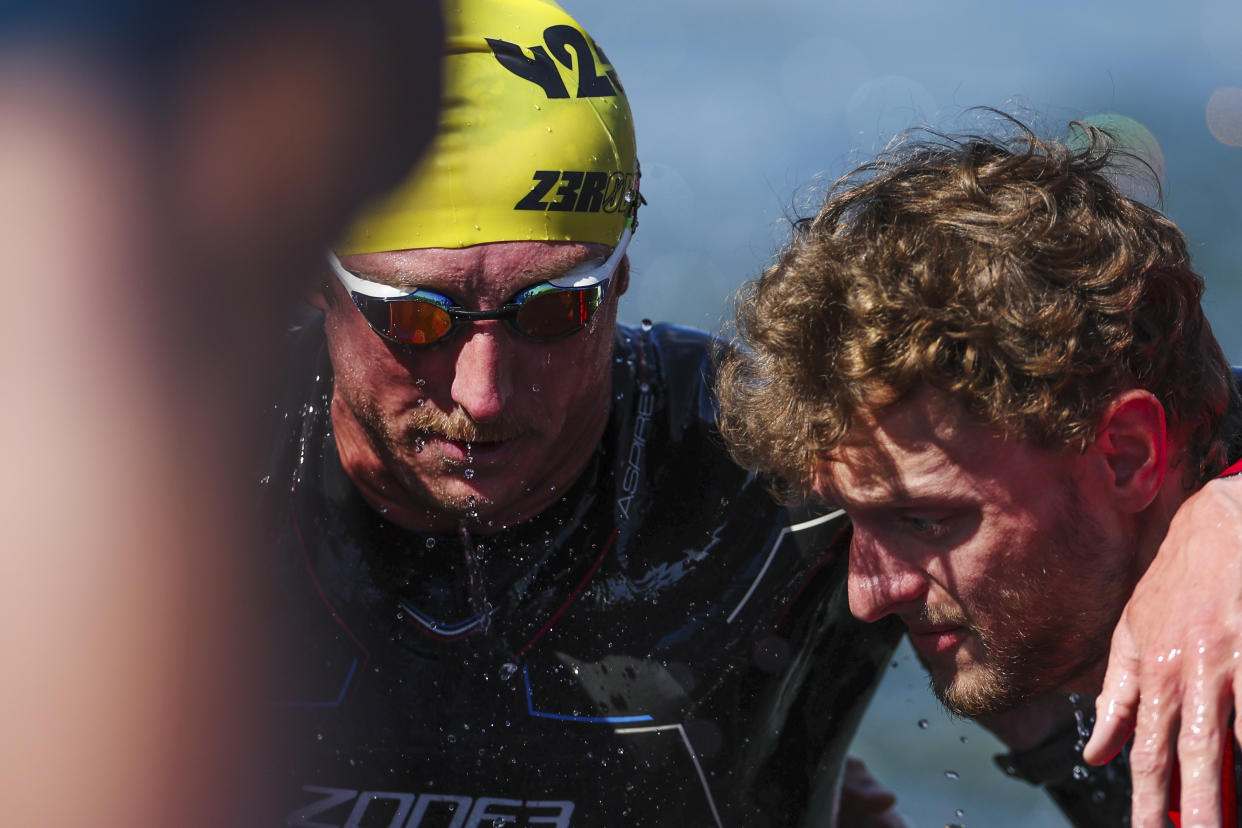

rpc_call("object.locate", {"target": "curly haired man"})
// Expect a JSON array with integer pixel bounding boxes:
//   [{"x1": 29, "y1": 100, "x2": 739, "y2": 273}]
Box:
[{"x1": 718, "y1": 121, "x2": 1242, "y2": 827}]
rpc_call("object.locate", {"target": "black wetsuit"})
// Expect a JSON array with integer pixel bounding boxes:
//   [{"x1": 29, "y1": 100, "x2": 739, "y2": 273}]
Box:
[{"x1": 264, "y1": 318, "x2": 901, "y2": 827}]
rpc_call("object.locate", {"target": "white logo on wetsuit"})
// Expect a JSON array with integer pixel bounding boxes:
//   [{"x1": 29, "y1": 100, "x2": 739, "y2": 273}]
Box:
[
  {"x1": 616, "y1": 383, "x2": 653, "y2": 521},
  {"x1": 287, "y1": 786, "x2": 575, "y2": 827}
]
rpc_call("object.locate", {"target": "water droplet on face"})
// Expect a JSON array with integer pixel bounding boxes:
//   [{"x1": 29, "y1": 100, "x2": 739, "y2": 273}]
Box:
[
  {"x1": 944, "y1": 770, "x2": 959, "y2": 780},
  {"x1": 640, "y1": 318, "x2": 653, "y2": 331},
  {"x1": 1072, "y1": 765, "x2": 1089, "y2": 780},
  {"x1": 415, "y1": 378, "x2": 426, "y2": 387},
  {"x1": 464, "y1": 468, "x2": 475, "y2": 479},
  {"x1": 918, "y1": 719, "x2": 930, "y2": 729}
]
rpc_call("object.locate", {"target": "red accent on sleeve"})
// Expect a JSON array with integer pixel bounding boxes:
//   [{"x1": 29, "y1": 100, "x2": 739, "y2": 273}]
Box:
[{"x1": 1220, "y1": 457, "x2": 1242, "y2": 478}]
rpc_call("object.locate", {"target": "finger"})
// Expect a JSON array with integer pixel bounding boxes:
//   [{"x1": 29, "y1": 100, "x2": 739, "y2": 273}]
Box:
[
  {"x1": 840, "y1": 757, "x2": 899, "y2": 812},
  {"x1": 1084, "y1": 622, "x2": 1141, "y2": 765},
  {"x1": 1173, "y1": 678, "x2": 1230, "y2": 828},
  {"x1": 1128, "y1": 695, "x2": 1178, "y2": 828},
  {"x1": 874, "y1": 810, "x2": 909, "y2": 828}
]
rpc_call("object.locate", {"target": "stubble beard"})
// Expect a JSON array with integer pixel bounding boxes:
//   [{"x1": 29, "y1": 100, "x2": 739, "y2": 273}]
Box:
[{"x1": 924, "y1": 487, "x2": 1134, "y2": 719}]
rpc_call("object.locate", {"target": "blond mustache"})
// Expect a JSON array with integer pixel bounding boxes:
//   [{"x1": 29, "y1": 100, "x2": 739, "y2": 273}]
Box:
[
  {"x1": 405, "y1": 406, "x2": 531, "y2": 444},
  {"x1": 909, "y1": 603, "x2": 971, "y2": 629}
]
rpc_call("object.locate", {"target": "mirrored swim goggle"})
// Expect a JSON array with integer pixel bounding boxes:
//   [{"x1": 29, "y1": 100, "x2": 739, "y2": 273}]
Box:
[{"x1": 328, "y1": 229, "x2": 630, "y2": 347}]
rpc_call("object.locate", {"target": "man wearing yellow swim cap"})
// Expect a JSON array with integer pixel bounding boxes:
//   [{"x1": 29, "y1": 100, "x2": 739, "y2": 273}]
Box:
[{"x1": 265, "y1": 0, "x2": 899, "y2": 824}]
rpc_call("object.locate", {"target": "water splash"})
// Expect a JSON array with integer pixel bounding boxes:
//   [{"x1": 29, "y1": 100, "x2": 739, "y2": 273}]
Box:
[
  {"x1": 1068, "y1": 691, "x2": 1093, "y2": 752},
  {"x1": 460, "y1": 524, "x2": 493, "y2": 632}
]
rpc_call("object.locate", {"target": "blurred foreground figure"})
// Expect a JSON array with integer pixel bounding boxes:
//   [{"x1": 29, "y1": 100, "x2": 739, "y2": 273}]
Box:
[
  {"x1": 0, "y1": 2, "x2": 441, "y2": 825},
  {"x1": 718, "y1": 121, "x2": 1242, "y2": 827},
  {"x1": 264, "y1": 0, "x2": 900, "y2": 824}
]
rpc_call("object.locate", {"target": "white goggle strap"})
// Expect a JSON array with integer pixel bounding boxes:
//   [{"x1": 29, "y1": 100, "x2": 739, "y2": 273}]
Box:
[
  {"x1": 326, "y1": 226, "x2": 631, "y2": 299},
  {"x1": 546, "y1": 227, "x2": 632, "y2": 288},
  {"x1": 326, "y1": 251, "x2": 411, "y2": 299}
]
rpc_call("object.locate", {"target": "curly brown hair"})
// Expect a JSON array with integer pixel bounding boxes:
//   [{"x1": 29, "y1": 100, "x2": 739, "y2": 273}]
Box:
[{"x1": 717, "y1": 120, "x2": 1240, "y2": 501}]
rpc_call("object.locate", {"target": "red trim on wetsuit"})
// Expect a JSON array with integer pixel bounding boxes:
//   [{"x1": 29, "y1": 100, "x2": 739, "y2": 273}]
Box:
[
  {"x1": 1167, "y1": 458, "x2": 1242, "y2": 827},
  {"x1": 1167, "y1": 744, "x2": 1236, "y2": 827}
]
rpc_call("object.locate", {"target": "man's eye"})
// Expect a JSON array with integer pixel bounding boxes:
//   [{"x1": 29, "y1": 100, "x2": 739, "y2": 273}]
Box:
[{"x1": 899, "y1": 514, "x2": 951, "y2": 539}]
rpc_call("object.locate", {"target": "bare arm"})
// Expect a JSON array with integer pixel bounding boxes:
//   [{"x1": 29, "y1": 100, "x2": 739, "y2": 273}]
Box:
[{"x1": 1084, "y1": 474, "x2": 1242, "y2": 828}]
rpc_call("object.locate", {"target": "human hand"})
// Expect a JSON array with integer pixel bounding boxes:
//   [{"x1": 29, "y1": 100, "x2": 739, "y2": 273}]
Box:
[
  {"x1": 1083, "y1": 474, "x2": 1242, "y2": 828},
  {"x1": 838, "y1": 756, "x2": 909, "y2": 828}
]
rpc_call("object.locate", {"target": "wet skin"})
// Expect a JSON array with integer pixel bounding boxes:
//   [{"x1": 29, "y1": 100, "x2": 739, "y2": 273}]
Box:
[
  {"x1": 812, "y1": 386, "x2": 1142, "y2": 717},
  {"x1": 316, "y1": 240, "x2": 627, "y2": 534}
]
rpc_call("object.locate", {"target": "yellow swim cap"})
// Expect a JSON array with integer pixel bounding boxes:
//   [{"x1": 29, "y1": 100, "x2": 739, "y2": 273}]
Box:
[{"x1": 336, "y1": 0, "x2": 639, "y2": 254}]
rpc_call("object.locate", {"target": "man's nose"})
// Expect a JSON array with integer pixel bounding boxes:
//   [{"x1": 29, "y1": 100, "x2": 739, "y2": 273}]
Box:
[
  {"x1": 449, "y1": 326, "x2": 513, "y2": 423},
  {"x1": 846, "y1": 528, "x2": 928, "y2": 623}
]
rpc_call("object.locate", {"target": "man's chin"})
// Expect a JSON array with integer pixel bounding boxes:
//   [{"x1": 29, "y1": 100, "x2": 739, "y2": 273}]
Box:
[{"x1": 927, "y1": 661, "x2": 1031, "y2": 719}]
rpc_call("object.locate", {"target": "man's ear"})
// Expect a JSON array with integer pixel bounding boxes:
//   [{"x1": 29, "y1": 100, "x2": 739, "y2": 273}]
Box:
[{"x1": 1090, "y1": 389, "x2": 1170, "y2": 513}]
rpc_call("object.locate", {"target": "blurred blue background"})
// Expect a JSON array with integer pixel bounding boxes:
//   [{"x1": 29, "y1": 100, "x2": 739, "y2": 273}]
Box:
[{"x1": 577, "y1": 1, "x2": 1242, "y2": 825}]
